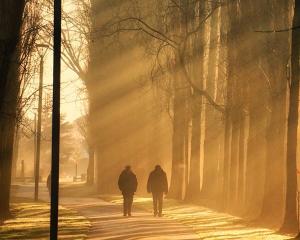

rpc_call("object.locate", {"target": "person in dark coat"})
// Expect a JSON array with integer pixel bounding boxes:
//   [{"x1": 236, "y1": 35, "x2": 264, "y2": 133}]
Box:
[
  {"x1": 147, "y1": 165, "x2": 168, "y2": 217},
  {"x1": 118, "y1": 165, "x2": 138, "y2": 216}
]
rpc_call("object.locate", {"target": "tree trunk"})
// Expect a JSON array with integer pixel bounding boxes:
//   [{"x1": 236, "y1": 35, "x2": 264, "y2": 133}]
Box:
[
  {"x1": 0, "y1": 2, "x2": 25, "y2": 221},
  {"x1": 237, "y1": 114, "x2": 246, "y2": 207},
  {"x1": 260, "y1": 0, "x2": 289, "y2": 225},
  {"x1": 168, "y1": 75, "x2": 186, "y2": 199},
  {"x1": 184, "y1": 0, "x2": 206, "y2": 201},
  {"x1": 222, "y1": 0, "x2": 238, "y2": 211},
  {"x1": 86, "y1": 145, "x2": 95, "y2": 185},
  {"x1": 228, "y1": 110, "x2": 240, "y2": 207},
  {"x1": 0, "y1": 46, "x2": 21, "y2": 221},
  {"x1": 0, "y1": 120, "x2": 15, "y2": 221},
  {"x1": 0, "y1": 1, "x2": 25, "y2": 115},
  {"x1": 11, "y1": 125, "x2": 20, "y2": 180},
  {"x1": 201, "y1": 3, "x2": 220, "y2": 204},
  {"x1": 280, "y1": 0, "x2": 300, "y2": 233},
  {"x1": 244, "y1": 106, "x2": 267, "y2": 217},
  {"x1": 183, "y1": 110, "x2": 190, "y2": 194},
  {"x1": 185, "y1": 96, "x2": 202, "y2": 200},
  {"x1": 261, "y1": 94, "x2": 286, "y2": 222},
  {"x1": 239, "y1": 0, "x2": 268, "y2": 218},
  {"x1": 217, "y1": 1, "x2": 230, "y2": 210},
  {"x1": 222, "y1": 112, "x2": 231, "y2": 210}
]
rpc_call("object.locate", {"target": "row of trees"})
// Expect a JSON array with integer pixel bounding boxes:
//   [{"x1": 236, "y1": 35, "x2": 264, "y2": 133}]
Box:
[
  {"x1": 84, "y1": 0, "x2": 300, "y2": 233},
  {"x1": 0, "y1": 0, "x2": 300, "y2": 236}
]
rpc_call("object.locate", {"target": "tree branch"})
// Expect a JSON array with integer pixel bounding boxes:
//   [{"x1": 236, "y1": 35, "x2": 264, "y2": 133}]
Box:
[{"x1": 255, "y1": 26, "x2": 300, "y2": 33}]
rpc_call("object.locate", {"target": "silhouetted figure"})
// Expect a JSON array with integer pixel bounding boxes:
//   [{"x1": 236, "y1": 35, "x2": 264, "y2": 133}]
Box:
[
  {"x1": 47, "y1": 173, "x2": 51, "y2": 198},
  {"x1": 118, "y1": 166, "x2": 138, "y2": 216},
  {"x1": 147, "y1": 165, "x2": 168, "y2": 217}
]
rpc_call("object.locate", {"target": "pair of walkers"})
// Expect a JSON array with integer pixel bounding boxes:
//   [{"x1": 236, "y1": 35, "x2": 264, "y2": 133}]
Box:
[{"x1": 118, "y1": 165, "x2": 168, "y2": 217}]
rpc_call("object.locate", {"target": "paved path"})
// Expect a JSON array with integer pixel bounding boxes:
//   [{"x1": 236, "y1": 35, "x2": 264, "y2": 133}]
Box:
[
  {"x1": 13, "y1": 183, "x2": 200, "y2": 240},
  {"x1": 12, "y1": 183, "x2": 293, "y2": 240},
  {"x1": 63, "y1": 197, "x2": 200, "y2": 240}
]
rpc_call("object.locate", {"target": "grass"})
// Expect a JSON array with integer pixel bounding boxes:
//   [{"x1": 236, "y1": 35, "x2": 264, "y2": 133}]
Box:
[
  {"x1": 0, "y1": 201, "x2": 91, "y2": 240},
  {"x1": 100, "y1": 194, "x2": 293, "y2": 240}
]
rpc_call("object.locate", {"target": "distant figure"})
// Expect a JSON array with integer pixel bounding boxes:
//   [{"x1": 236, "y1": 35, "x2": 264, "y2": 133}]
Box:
[
  {"x1": 47, "y1": 173, "x2": 51, "y2": 198},
  {"x1": 118, "y1": 166, "x2": 138, "y2": 217},
  {"x1": 147, "y1": 165, "x2": 168, "y2": 217}
]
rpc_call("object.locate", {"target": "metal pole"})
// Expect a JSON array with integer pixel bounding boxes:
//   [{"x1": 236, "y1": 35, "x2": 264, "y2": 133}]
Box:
[
  {"x1": 34, "y1": 56, "x2": 44, "y2": 201},
  {"x1": 50, "y1": 0, "x2": 61, "y2": 239},
  {"x1": 33, "y1": 113, "x2": 37, "y2": 195}
]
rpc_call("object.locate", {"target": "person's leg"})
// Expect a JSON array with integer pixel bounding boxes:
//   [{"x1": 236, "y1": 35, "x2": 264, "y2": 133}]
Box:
[
  {"x1": 128, "y1": 194, "x2": 133, "y2": 216},
  {"x1": 123, "y1": 194, "x2": 127, "y2": 216},
  {"x1": 152, "y1": 192, "x2": 158, "y2": 216},
  {"x1": 158, "y1": 192, "x2": 163, "y2": 217}
]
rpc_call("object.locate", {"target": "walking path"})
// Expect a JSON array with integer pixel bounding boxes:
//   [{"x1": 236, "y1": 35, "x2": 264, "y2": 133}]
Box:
[
  {"x1": 12, "y1": 183, "x2": 294, "y2": 240},
  {"x1": 12, "y1": 183, "x2": 199, "y2": 239},
  {"x1": 62, "y1": 197, "x2": 200, "y2": 240}
]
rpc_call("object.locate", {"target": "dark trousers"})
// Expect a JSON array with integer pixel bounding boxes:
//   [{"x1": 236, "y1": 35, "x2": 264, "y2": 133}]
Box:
[
  {"x1": 122, "y1": 193, "x2": 133, "y2": 216},
  {"x1": 152, "y1": 192, "x2": 163, "y2": 215}
]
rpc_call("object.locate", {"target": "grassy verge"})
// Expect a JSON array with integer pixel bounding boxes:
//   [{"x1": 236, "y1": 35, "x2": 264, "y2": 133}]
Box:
[
  {"x1": 0, "y1": 201, "x2": 90, "y2": 240},
  {"x1": 100, "y1": 194, "x2": 292, "y2": 240}
]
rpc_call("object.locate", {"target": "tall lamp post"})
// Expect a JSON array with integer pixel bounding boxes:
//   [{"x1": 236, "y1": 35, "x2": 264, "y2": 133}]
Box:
[
  {"x1": 34, "y1": 43, "x2": 48, "y2": 201},
  {"x1": 50, "y1": 0, "x2": 61, "y2": 239}
]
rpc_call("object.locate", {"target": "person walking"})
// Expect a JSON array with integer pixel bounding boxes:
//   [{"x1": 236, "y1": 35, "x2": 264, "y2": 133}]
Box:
[
  {"x1": 118, "y1": 165, "x2": 138, "y2": 217},
  {"x1": 147, "y1": 165, "x2": 168, "y2": 217}
]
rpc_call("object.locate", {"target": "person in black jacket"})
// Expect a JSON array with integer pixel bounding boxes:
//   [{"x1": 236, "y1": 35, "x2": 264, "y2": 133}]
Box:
[
  {"x1": 118, "y1": 165, "x2": 138, "y2": 216},
  {"x1": 147, "y1": 165, "x2": 168, "y2": 217}
]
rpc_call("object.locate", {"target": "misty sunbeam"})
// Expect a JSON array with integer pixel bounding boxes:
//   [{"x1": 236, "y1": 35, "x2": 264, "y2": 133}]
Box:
[{"x1": 0, "y1": 0, "x2": 299, "y2": 239}]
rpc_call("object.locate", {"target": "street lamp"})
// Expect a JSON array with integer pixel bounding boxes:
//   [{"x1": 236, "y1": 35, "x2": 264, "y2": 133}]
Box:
[{"x1": 34, "y1": 43, "x2": 49, "y2": 201}]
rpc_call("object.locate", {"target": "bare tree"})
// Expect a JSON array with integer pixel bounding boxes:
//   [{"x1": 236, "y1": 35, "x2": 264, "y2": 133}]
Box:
[{"x1": 0, "y1": 0, "x2": 32, "y2": 221}]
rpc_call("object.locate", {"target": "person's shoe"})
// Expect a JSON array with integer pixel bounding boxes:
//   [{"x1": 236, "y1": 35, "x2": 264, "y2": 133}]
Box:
[
  {"x1": 123, "y1": 213, "x2": 127, "y2": 217},
  {"x1": 128, "y1": 213, "x2": 132, "y2": 217},
  {"x1": 158, "y1": 213, "x2": 162, "y2": 217}
]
